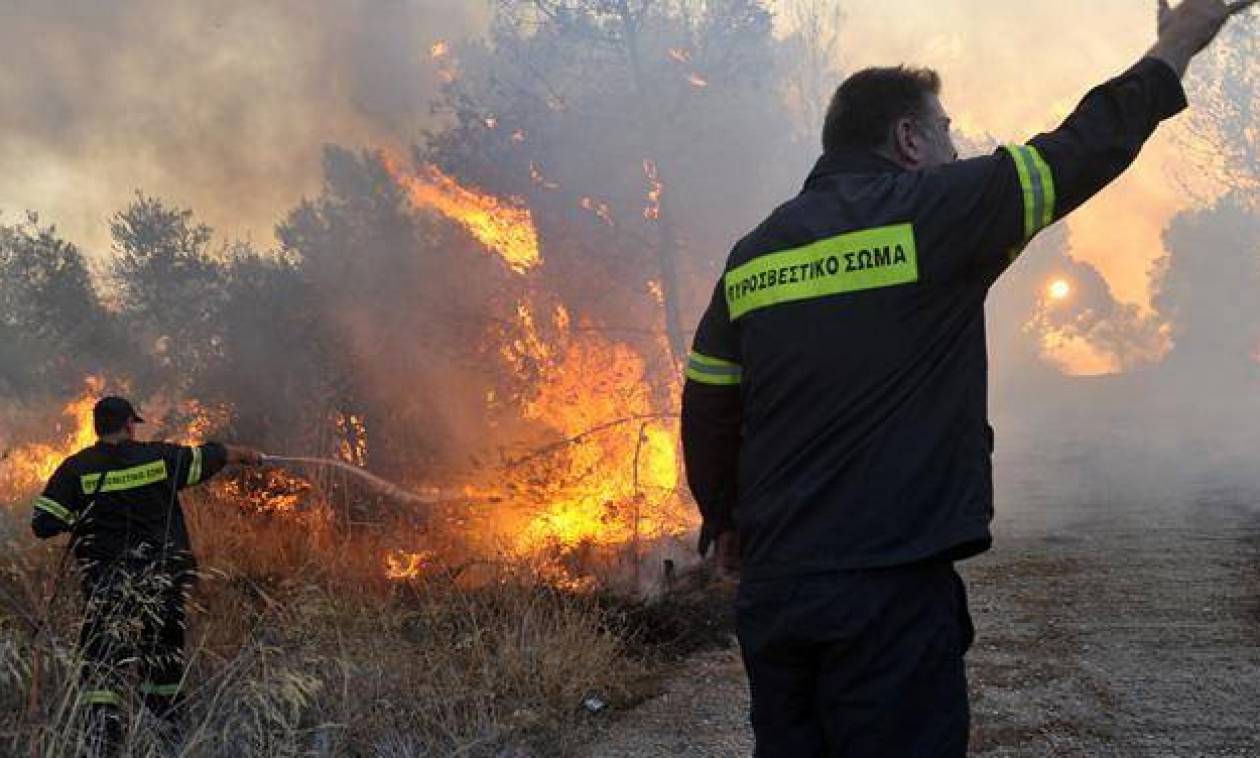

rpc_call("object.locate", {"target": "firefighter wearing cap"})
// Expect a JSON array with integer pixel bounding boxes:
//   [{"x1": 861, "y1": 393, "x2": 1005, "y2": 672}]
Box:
[
  {"x1": 681, "y1": 1, "x2": 1252, "y2": 754},
  {"x1": 30, "y1": 395, "x2": 262, "y2": 735}
]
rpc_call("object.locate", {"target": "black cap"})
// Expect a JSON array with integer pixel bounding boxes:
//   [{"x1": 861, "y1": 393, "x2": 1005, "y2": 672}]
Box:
[{"x1": 93, "y1": 396, "x2": 145, "y2": 436}]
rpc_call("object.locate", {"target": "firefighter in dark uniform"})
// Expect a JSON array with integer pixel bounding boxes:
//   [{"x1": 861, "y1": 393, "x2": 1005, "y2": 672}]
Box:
[
  {"x1": 30, "y1": 396, "x2": 262, "y2": 738},
  {"x1": 680, "y1": 1, "x2": 1254, "y2": 754}
]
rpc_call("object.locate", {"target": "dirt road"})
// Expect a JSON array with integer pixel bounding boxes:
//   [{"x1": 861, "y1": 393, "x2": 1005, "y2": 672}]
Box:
[{"x1": 588, "y1": 447, "x2": 1260, "y2": 756}]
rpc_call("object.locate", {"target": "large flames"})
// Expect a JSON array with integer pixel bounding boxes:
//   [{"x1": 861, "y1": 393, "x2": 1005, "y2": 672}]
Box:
[
  {"x1": 504, "y1": 311, "x2": 683, "y2": 556},
  {"x1": 0, "y1": 378, "x2": 231, "y2": 498},
  {"x1": 380, "y1": 154, "x2": 542, "y2": 274},
  {"x1": 0, "y1": 376, "x2": 101, "y2": 495},
  {"x1": 2, "y1": 156, "x2": 694, "y2": 592},
  {"x1": 382, "y1": 152, "x2": 692, "y2": 584}
]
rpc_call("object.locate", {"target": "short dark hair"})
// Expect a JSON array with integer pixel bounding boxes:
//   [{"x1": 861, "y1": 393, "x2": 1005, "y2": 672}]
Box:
[{"x1": 822, "y1": 66, "x2": 941, "y2": 153}]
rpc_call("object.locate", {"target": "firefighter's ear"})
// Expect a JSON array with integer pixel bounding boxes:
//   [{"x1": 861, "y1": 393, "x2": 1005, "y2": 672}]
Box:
[{"x1": 891, "y1": 117, "x2": 922, "y2": 169}]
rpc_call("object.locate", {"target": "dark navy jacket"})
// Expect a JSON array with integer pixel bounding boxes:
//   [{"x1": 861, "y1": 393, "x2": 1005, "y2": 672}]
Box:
[
  {"x1": 32, "y1": 439, "x2": 229, "y2": 567},
  {"x1": 681, "y1": 58, "x2": 1187, "y2": 580}
]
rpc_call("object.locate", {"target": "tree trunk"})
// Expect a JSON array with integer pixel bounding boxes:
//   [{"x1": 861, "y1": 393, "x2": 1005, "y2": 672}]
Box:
[{"x1": 619, "y1": 0, "x2": 689, "y2": 377}]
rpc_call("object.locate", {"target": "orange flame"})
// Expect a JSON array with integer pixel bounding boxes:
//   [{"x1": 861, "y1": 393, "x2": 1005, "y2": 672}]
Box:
[
  {"x1": 487, "y1": 295, "x2": 688, "y2": 561},
  {"x1": 580, "y1": 196, "x2": 615, "y2": 227},
  {"x1": 216, "y1": 467, "x2": 311, "y2": 513},
  {"x1": 646, "y1": 280, "x2": 665, "y2": 307},
  {"x1": 375, "y1": 157, "x2": 690, "y2": 585},
  {"x1": 428, "y1": 40, "x2": 456, "y2": 83},
  {"x1": 1, "y1": 379, "x2": 230, "y2": 497},
  {"x1": 1, "y1": 376, "x2": 102, "y2": 494},
  {"x1": 530, "y1": 162, "x2": 560, "y2": 190},
  {"x1": 643, "y1": 160, "x2": 662, "y2": 221},
  {"x1": 382, "y1": 155, "x2": 542, "y2": 274},
  {"x1": 170, "y1": 399, "x2": 231, "y2": 444},
  {"x1": 509, "y1": 327, "x2": 684, "y2": 555},
  {"x1": 686, "y1": 73, "x2": 709, "y2": 88},
  {"x1": 336, "y1": 413, "x2": 369, "y2": 467},
  {"x1": 385, "y1": 549, "x2": 431, "y2": 580}
]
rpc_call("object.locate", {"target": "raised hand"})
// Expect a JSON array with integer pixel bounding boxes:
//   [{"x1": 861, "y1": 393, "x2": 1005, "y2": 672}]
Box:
[{"x1": 1151, "y1": 0, "x2": 1259, "y2": 76}]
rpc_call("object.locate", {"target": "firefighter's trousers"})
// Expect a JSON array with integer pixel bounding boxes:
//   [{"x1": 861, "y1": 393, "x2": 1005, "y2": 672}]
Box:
[
  {"x1": 78, "y1": 557, "x2": 192, "y2": 719},
  {"x1": 736, "y1": 560, "x2": 973, "y2": 757}
]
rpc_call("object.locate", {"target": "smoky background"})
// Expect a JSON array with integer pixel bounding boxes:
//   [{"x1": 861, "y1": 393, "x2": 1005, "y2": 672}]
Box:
[{"x1": 1, "y1": 0, "x2": 1257, "y2": 541}]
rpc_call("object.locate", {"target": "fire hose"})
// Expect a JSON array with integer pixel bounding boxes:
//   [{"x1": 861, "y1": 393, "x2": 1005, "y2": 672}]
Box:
[{"x1": 260, "y1": 454, "x2": 502, "y2": 506}]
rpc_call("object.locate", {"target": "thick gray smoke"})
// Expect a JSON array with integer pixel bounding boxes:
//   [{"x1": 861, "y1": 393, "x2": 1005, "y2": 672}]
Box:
[{"x1": 0, "y1": 0, "x2": 488, "y2": 255}]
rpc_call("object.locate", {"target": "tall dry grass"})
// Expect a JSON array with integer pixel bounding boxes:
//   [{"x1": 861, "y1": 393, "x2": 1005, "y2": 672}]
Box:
[{"x1": 0, "y1": 485, "x2": 644, "y2": 757}]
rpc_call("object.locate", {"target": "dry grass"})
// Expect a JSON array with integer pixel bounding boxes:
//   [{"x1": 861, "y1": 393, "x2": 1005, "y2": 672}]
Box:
[{"x1": 0, "y1": 485, "x2": 646, "y2": 757}]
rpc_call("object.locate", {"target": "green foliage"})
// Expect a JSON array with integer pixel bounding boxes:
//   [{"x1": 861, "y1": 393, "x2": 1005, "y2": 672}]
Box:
[{"x1": 428, "y1": 0, "x2": 800, "y2": 342}]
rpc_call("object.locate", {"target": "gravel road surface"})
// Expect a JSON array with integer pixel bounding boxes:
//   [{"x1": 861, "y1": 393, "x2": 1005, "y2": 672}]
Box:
[{"x1": 588, "y1": 440, "x2": 1260, "y2": 756}]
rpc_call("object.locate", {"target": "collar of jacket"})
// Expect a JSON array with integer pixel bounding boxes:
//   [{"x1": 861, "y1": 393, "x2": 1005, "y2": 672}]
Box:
[{"x1": 804, "y1": 149, "x2": 904, "y2": 190}]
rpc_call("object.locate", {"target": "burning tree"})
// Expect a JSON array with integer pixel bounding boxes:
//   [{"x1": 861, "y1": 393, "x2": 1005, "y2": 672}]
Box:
[
  {"x1": 426, "y1": 0, "x2": 799, "y2": 379},
  {"x1": 2, "y1": 0, "x2": 832, "y2": 588},
  {"x1": 298, "y1": 0, "x2": 814, "y2": 580},
  {"x1": 276, "y1": 146, "x2": 520, "y2": 479}
]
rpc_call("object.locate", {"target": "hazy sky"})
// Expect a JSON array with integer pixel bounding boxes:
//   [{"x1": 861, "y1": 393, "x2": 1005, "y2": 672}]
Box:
[{"x1": 0, "y1": 0, "x2": 1234, "y2": 311}]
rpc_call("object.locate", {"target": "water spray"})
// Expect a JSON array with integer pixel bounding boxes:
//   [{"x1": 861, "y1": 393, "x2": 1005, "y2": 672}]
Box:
[{"x1": 260, "y1": 454, "x2": 502, "y2": 506}]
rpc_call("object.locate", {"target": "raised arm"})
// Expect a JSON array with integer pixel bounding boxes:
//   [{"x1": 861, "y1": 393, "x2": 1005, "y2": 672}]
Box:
[
  {"x1": 1031, "y1": 0, "x2": 1255, "y2": 225},
  {"x1": 926, "y1": 0, "x2": 1254, "y2": 282}
]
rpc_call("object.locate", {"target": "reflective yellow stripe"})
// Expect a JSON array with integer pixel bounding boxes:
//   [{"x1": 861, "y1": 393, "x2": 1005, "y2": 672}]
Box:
[
  {"x1": 685, "y1": 351, "x2": 742, "y2": 386},
  {"x1": 724, "y1": 223, "x2": 919, "y2": 321},
  {"x1": 1008, "y1": 145, "x2": 1037, "y2": 241},
  {"x1": 1004, "y1": 144, "x2": 1056, "y2": 241},
  {"x1": 187, "y1": 446, "x2": 203, "y2": 486},
  {"x1": 1030, "y1": 147, "x2": 1055, "y2": 231},
  {"x1": 81, "y1": 460, "x2": 168, "y2": 494},
  {"x1": 139, "y1": 681, "x2": 181, "y2": 696},
  {"x1": 83, "y1": 689, "x2": 121, "y2": 706},
  {"x1": 34, "y1": 496, "x2": 75, "y2": 525}
]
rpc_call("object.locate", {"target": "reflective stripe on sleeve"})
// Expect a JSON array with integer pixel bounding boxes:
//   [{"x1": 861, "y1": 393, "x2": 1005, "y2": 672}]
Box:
[
  {"x1": 83, "y1": 689, "x2": 121, "y2": 706},
  {"x1": 139, "y1": 681, "x2": 181, "y2": 696},
  {"x1": 34, "y1": 496, "x2": 75, "y2": 525},
  {"x1": 1004, "y1": 144, "x2": 1056, "y2": 242},
  {"x1": 187, "y1": 446, "x2": 204, "y2": 486},
  {"x1": 685, "y1": 351, "x2": 742, "y2": 386}
]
